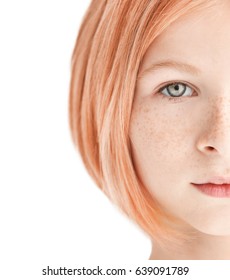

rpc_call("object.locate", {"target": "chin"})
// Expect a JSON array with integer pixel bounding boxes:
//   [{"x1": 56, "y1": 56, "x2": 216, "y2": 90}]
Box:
[
  {"x1": 180, "y1": 204, "x2": 230, "y2": 237},
  {"x1": 200, "y1": 228, "x2": 230, "y2": 237},
  {"x1": 192, "y1": 221, "x2": 230, "y2": 237}
]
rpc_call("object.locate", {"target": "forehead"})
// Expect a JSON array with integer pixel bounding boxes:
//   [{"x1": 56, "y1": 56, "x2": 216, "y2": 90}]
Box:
[{"x1": 141, "y1": 1, "x2": 230, "y2": 73}]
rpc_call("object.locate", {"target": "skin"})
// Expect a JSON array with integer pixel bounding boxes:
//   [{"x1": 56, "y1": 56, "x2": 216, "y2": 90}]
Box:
[{"x1": 129, "y1": 1, "x2": 230, "y2": 259}]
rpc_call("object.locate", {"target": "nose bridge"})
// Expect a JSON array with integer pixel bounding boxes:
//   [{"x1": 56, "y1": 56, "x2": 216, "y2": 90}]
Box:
[
  {"x1": 201, "y1": 95, "x2": 230, "y2": 154},
  {"x1": 210, "y1": 95, "x2": 230, "y2": 132}
]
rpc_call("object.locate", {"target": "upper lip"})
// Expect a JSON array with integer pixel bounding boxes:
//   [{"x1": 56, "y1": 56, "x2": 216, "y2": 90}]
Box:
[{"x1": 193, "y1": 176, "x2": 230, "y2": 185}]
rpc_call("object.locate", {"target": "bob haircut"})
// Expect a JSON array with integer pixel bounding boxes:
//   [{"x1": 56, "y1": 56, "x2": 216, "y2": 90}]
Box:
[{"x1": 69, "y1": 0, "x2": 215, "y2": 248}]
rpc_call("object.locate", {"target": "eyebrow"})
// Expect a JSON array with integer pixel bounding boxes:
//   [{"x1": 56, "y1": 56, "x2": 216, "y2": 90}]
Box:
[{"x1": 137, "y1": 60, "x2": 201, "y2": 79}]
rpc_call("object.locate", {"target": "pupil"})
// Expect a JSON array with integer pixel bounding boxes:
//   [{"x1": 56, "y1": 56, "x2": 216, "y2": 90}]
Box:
[{"x1": 174, "y1": 85, "x2": 179, "y2": 91}]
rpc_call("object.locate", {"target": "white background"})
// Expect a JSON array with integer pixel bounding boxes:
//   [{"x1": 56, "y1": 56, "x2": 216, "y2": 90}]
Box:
[{"x1": 0, "y1": 1, "x2": 150, "y2": 279}]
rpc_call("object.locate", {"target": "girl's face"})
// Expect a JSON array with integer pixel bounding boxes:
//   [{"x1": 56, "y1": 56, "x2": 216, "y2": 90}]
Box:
[{"x1": 129, "y1": 1, "x2": 230, "y2": 236}]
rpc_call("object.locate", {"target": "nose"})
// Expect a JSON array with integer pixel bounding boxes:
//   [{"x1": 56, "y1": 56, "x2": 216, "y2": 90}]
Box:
[{"x1": 196, "y1": 96, "x2": 230, "y2": 158}]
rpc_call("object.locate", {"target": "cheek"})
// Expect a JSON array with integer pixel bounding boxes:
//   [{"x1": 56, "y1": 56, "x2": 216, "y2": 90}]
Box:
[
  {"x1": 128, "y1": 97, "x2": 199, "y2": 212},
  {"x1": 129, "y1": 101, "x2": 189, "y2": 165},
  {"x1": 129, "y1": 100, "x2": 195, "y2": 219}
]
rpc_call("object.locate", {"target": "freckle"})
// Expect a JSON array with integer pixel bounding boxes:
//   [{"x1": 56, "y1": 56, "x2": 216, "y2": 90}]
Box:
[{"x1": 207, "y1": 96, "x2": 230, "y2": 137}]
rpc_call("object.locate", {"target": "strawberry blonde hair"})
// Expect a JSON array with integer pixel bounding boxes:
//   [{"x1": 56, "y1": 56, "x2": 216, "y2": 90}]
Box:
[{"x1": 69, "y1": 0, "x2": 215, "y2": 248}]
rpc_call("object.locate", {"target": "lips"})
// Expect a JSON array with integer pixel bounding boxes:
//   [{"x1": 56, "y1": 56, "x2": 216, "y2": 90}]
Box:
[
  {"x1": 192, "y1": 183, "x2": 230, "y2": 198},
  {"x1": 206, "y1": 177, "x2": 230, "y2": 184},
  {"x1": 192, "y1": 176, "x2": 230, "y2": 198}
]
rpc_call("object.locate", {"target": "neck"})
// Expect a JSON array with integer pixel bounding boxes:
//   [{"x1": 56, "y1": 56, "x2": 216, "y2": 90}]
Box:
[{"x1": 149, "y1": 234, "x2": 230, "y2": 260}]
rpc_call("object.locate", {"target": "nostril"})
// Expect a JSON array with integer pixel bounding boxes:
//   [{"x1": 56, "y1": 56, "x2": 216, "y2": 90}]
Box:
[{"x1": 206, "y1": 146, "x2": 215, "y2": 151}]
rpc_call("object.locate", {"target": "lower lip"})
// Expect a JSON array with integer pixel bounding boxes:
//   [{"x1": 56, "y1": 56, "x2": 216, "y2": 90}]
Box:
[{"x1": 192, "y1": 183, "x2": 230, "y2": 198}]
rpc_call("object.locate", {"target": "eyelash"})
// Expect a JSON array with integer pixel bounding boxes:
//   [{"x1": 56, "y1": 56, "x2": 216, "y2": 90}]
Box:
[{"x1": 155, "y1": 81, "x2": 196, "y2": 103}]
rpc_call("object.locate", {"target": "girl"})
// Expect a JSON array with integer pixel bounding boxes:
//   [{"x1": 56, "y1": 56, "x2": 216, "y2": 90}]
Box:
[{"x1": 69, "y1": 0, "x2": 230, "y2": 259}]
